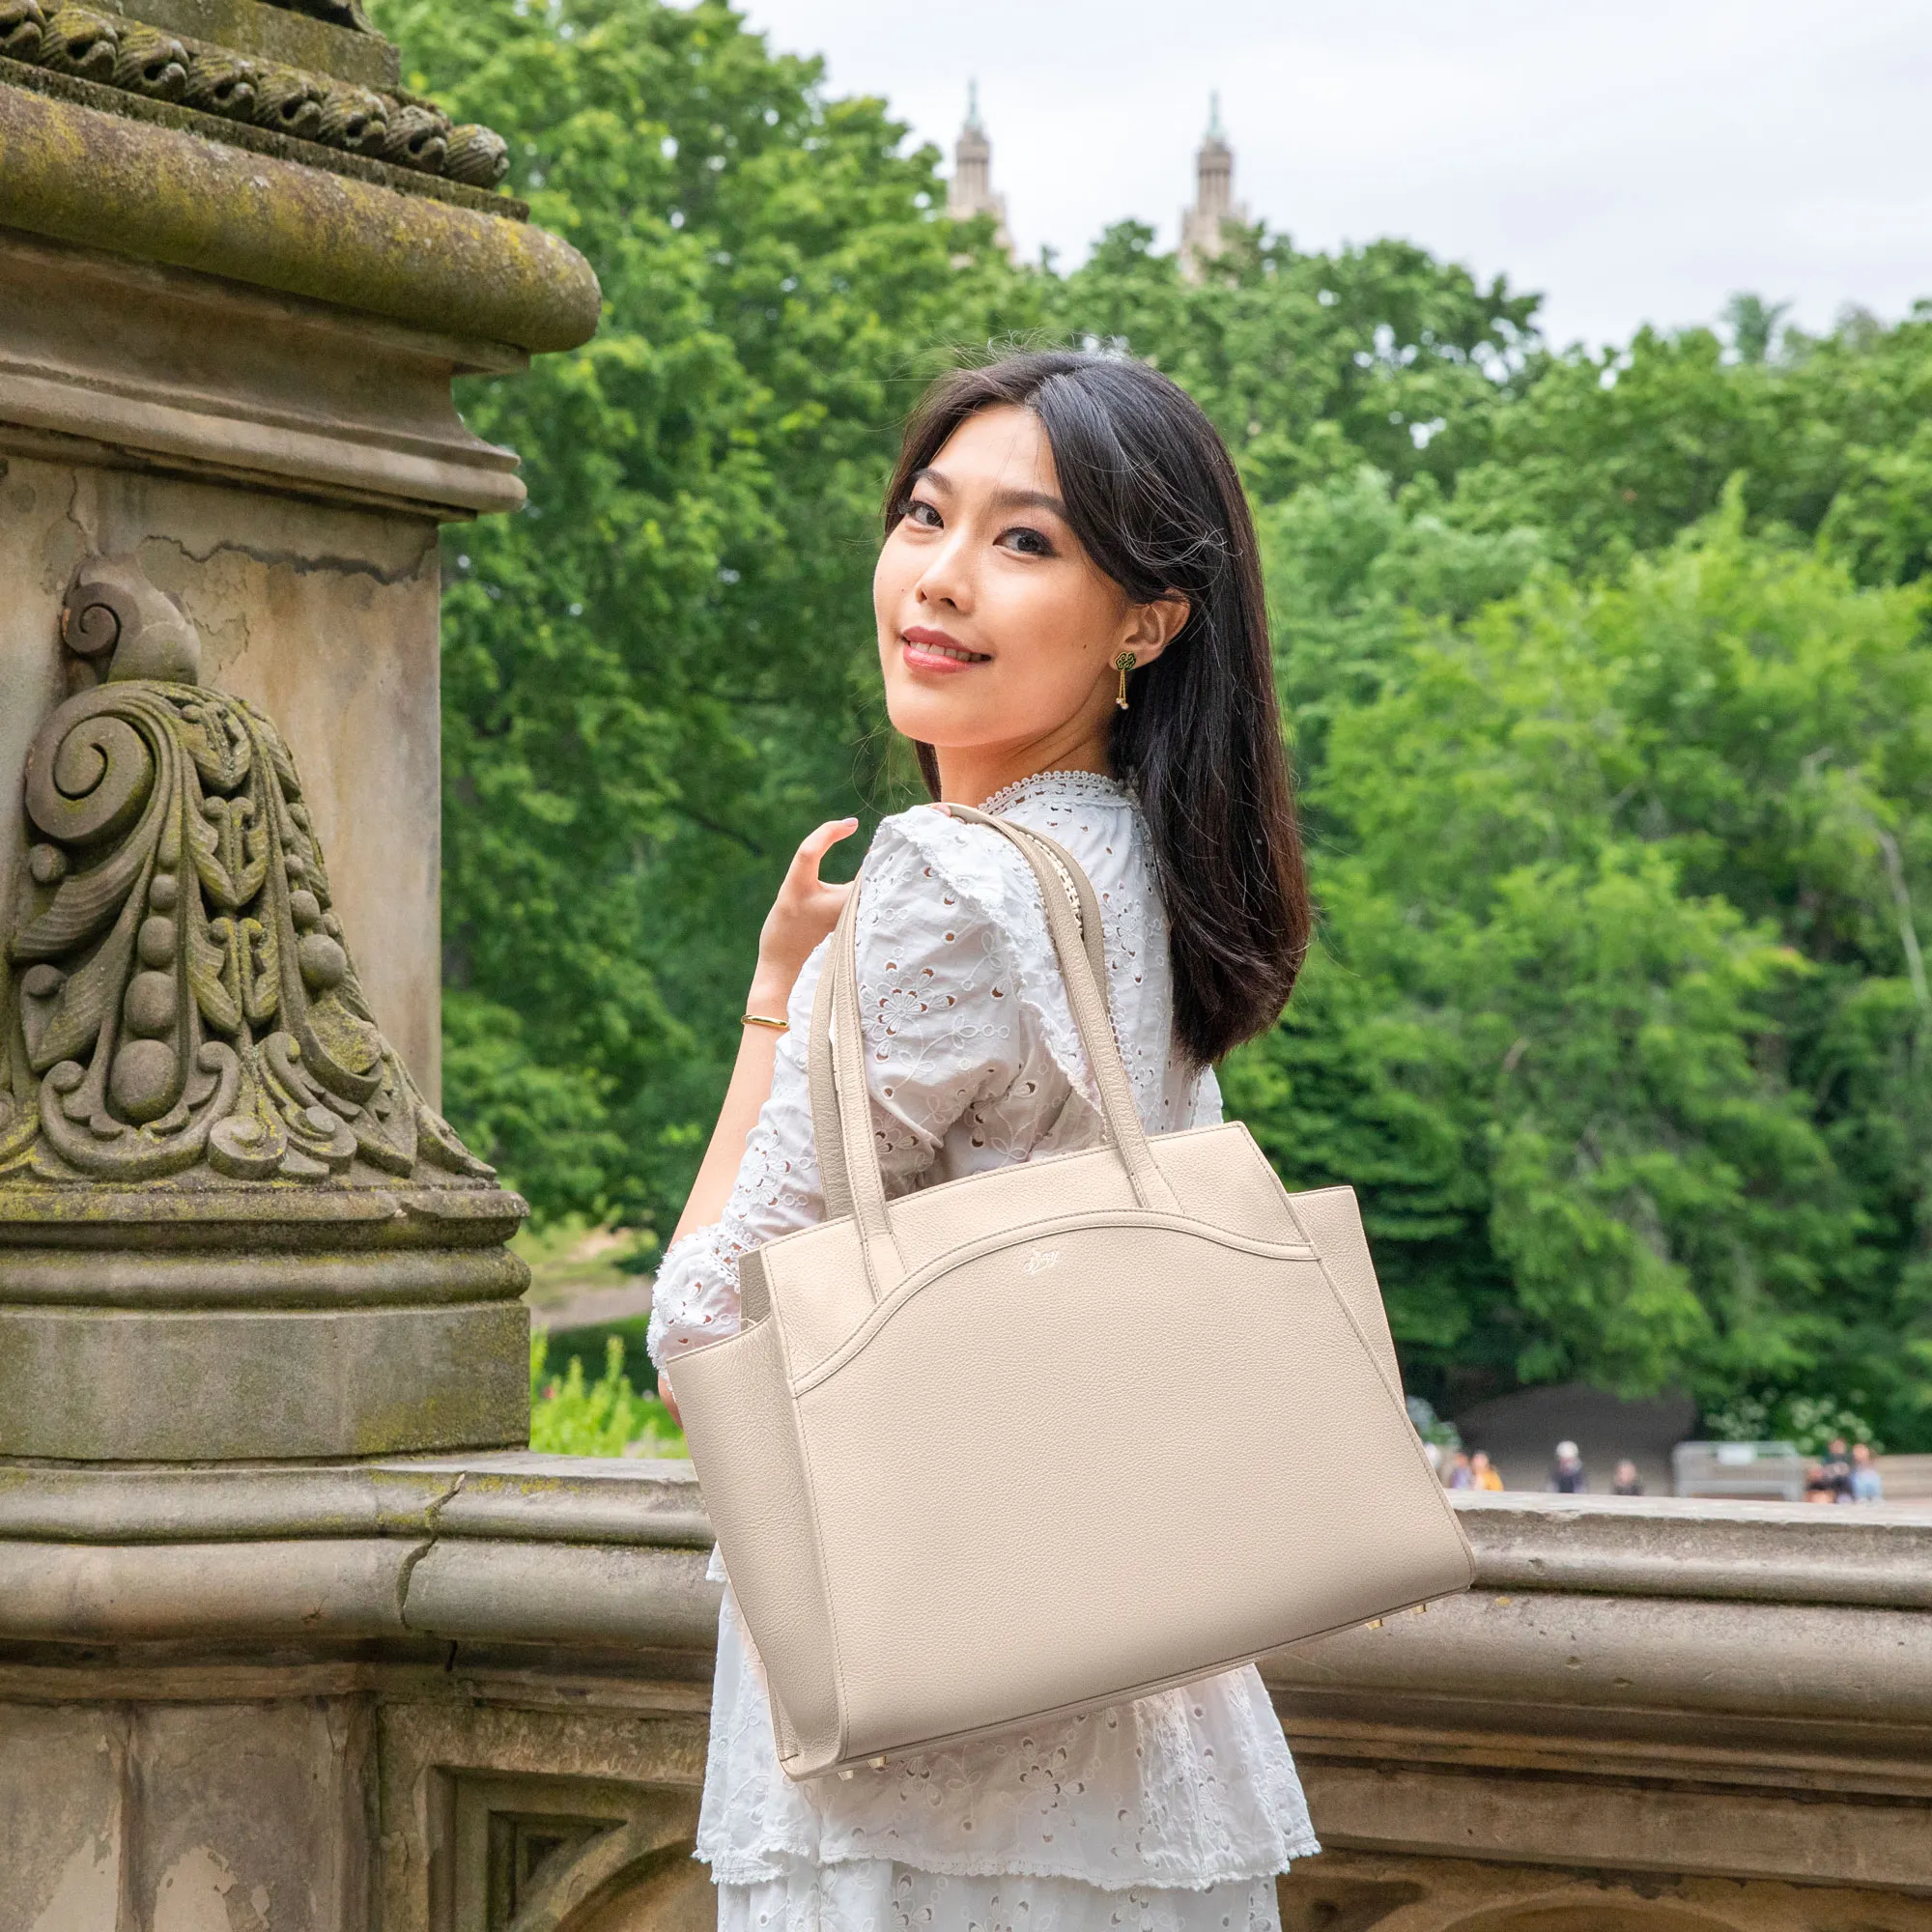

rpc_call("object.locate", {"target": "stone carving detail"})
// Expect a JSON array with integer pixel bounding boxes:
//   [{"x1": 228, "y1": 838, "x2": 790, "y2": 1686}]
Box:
[
  {"x1": 0, "y1": 557, "x2": 493, "y2": 1188},
  {"x1": 0, "y1": 3, "x2": 511, "y2": 188}
]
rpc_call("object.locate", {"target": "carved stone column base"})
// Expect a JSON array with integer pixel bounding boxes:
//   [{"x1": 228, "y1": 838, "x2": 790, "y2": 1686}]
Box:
[
  {"x1": 0, "y1": 1185, "x2": 527, "y2": 1460},
  {"x1": 2, "y1": 555, "x2": 531, "y2": 1463}
]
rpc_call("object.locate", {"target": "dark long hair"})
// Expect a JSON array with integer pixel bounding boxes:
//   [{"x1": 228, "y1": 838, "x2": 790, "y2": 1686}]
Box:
[{"x1": 883, "y1": 351, "x2": 1309, "y2": 1064}]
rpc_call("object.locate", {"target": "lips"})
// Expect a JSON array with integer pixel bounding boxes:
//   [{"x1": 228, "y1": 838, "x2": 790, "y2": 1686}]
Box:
[{"x1": 902, "y1": 627, "x2": 991, "y2": 668}]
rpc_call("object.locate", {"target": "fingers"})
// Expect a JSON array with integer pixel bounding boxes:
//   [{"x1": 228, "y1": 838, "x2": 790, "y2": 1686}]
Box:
[
  {"x1": 786, "y1": 816, "x2": 860, "y2": 889},
  {"x1": 799, "y1": 816, "x2": 860, "y2": 862},
  {"x1": 658, "y1": 1370, "x2": 681, "y2": 1426}
]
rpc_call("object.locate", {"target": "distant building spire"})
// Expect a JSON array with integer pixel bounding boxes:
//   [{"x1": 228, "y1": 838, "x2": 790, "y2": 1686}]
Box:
[
  {"x1": 1180, "y1": 91, "x2": 1247, "y2": 277},
  {"x1": 949, "y1": 78, "x2": 1012, "y2": 259}
]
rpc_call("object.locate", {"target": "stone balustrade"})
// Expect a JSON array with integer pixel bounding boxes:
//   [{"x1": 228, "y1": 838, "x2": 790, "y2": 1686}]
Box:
[{"x1": 4, "y1": 1463, "x2": 1930, "y2": 1930}]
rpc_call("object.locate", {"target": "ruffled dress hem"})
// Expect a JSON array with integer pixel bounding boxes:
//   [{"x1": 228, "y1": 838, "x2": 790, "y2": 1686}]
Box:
[{"x1": 715, "y1": 1861, "x2": 1305, "y2": 1932}]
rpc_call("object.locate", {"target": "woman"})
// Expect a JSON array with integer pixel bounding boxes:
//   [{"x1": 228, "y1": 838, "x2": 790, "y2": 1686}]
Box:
[{"x1": 650, "y1": 351, "x2": 1320, "y2": 1930}]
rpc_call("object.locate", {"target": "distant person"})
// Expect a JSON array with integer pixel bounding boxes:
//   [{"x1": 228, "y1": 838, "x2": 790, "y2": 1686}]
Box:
[
  {"x1": 1851, "y1": 1443, "x2": 1885, "y2": 1504},
  {"x1": 1821, "y1": 1436, "x2": 1854, "y2": 1503},
  {"x1": 1548, "y1": 1440, "x2": 1588, "y2": 1493},
  {"x1": 1444, "y1": 1451, "x2": 1474, "y2": 1491},
  {"x1": 1804, "y1": 1463, "x2": 1835, "y2": 1504},
  {"x1": 1611, "y1": 1459, "x2": 1644, "y2": 1496},
  {"x1": 1470, "y1": 1451, "x2": 1505, "y2": 1492}
]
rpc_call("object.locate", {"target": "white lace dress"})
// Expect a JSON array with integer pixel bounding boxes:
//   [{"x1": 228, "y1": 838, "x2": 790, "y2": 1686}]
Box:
[{"x1": 648, "y1": 770, "x2": 1320, "y2": 1932}]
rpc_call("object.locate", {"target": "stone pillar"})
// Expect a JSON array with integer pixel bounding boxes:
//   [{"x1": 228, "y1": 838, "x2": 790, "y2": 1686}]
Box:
[
  {"x1": 0, "y1": 0, "x2": 597, "y2": 1468},
  {"x1": 0, "y1": 14, "x2": 610, "y2": 1918}
]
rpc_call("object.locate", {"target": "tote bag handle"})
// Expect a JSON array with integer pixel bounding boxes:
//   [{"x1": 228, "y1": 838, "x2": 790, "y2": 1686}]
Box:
[{"x1": 808, "y1": 806, "x2": 1179, "y2": 1304}]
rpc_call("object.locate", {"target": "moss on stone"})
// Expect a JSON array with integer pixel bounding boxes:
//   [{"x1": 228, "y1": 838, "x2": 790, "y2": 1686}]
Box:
[{"x1": 0, "y1": 80, "x2": 600, "y2": 351}]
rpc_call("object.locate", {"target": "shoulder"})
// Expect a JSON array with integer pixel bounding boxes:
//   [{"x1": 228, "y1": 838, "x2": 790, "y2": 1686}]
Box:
[{"x1": 861, "y1": 805, "x2": 1046, "y2": 937}]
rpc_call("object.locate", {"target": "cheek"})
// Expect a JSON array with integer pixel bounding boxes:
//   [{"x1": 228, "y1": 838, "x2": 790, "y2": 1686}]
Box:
[
  {"x1": 873, "y1": 534, "x2": 912, "y2": 631},
  {"x1": 985, "y1": 571, "x2": 1110, "y2": 692}
]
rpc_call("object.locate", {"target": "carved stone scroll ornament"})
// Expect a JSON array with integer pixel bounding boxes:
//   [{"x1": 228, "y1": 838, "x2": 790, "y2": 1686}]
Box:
[{"x1": 0, "y1": 557, "x2": 493, "y2": 1187}]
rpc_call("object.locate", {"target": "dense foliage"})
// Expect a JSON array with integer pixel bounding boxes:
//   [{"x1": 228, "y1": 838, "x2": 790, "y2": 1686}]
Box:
[{"x1": 378, "y1": 0, "x2": 1932, "y2": 1442}]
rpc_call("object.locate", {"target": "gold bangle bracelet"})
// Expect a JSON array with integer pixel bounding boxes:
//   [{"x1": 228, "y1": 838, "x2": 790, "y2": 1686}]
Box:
[{"x1": 741, "y1": 1012, "x2": 789, "y2": 1032}]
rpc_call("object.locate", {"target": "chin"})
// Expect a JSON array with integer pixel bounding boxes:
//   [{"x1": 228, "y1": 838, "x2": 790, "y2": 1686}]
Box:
[{"x1": 883, "y1": 687, "x2": 966, "y2": 749}]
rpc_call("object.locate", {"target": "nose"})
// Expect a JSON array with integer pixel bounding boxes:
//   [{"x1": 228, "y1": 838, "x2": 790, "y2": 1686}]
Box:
[{"x1": 913, "y1": 526, "x2": 974, "y2": 614}]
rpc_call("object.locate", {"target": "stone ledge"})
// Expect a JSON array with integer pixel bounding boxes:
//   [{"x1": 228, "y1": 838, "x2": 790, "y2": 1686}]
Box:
[
  {"x1": 0, "y1": 1179, "x2": 526, "y2": 1242},
  {"x1": 5, "y1": 1463, "x2": 1930, "y2": 1895},
  {"x1": 7, "y1": 1461, "x2": 1931, "y2": 1593},
  {"x1": 5, "y1": 1462, "x2": 1931, "y2": 1666},
  {"x1": 1265, "y1": 1583, "x2": 1932, "y2": 1727},
  {"x1": 0, "y1": 1455, "x2": 714, "y2": 1546},
  {"x1": 1450, "y1": 1489, "x2": 1932, "y2": 1608},
  {"x1": 0, "y1": 224, "x2": 534, "y2": 516},
  {"x1": 0, "y1": 82, "x2": 598, "y2": 351},
  {"x1": 0, "y1": 1527, "x2": 719, "y2": 1646}
]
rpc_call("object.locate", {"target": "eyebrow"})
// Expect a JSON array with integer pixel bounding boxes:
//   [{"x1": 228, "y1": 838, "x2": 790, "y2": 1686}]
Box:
[{"x1": 913, "y1": 467, "x2": 1068, "y2": 522}]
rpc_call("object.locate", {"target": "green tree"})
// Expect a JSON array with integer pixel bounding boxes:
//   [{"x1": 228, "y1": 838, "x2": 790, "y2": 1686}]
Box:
[
  {"x1": 1231, "y1": 498, "x2": 1932, "y2": 1438},
  {"x1": 1723, "y1": 292, "x2": 1791, "y2": 366},
  {"x1": 1041, "y1": 222, "x2": 1539, "y2": 503},
  {"x1": 372, "y1": 0, "x2": 1022, "y2": 1228},
  {"x1": 372, "y1": 0, "x2": 1932, "y2": 1438}
]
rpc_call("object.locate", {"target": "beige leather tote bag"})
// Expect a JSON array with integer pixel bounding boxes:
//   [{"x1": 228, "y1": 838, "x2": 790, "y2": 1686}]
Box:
[{"x1": 672, "y1": 805, "x2": 1474, "y2": 1780}]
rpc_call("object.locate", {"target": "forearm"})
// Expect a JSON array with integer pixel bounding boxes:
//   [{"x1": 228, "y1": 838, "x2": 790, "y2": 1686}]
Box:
[{"x1": 669, "y1": 972, "x2": 793, "y2": 1245}]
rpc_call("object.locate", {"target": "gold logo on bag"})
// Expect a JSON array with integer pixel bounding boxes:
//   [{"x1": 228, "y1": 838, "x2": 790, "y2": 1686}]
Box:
[{"x1": 1021, "y1": 1247, "x2": 1063, "y2": 1276}]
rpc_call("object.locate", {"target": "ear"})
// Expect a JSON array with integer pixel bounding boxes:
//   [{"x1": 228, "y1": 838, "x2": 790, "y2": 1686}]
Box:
[{"x1": 1119, "y1": 593, "x2": 1190, "y2": 668}]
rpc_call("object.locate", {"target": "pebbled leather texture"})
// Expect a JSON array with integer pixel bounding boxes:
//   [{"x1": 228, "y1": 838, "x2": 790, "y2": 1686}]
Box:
[
  {"x1": 676, "y1": 815, "x2": 1474, "y2": 1779},
  {"x1": 669, "y1": 1312, "x2": 845, "y2": 1766}
]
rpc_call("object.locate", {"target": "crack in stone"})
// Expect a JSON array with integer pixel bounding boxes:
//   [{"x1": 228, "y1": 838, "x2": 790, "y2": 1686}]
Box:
[
  {"x1": 395, "y1": 1470, "x2": 467, "y2": 1627},
  {"x1": 145, "y1": 532, "x2": 437, "y2": 589}
]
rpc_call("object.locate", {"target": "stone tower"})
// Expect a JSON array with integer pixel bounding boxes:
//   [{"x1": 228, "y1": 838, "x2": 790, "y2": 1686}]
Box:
[
  {"x1": 949, "y1": 79, "x2": 1012, "y2": 258},
  {"x1": 1180, "y1": 91, "x2": 1249, "y2": 276}
]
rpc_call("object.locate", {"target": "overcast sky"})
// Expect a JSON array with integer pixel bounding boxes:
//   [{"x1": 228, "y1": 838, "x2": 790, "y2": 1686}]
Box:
[{"x1": 734, "y1": 0, "x2": 1932, "y2": 353}]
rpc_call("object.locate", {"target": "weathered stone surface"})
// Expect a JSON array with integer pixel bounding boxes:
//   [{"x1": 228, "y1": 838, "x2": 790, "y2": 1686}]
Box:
[
  {"x1": 0, "y1": 1297, "x2": 529, "y2": 1459},
  {"x1": 0, "y1": 47, "x2": 512, "y2": 207},
  {"x1": 1446, "y1": 1486, "x2": 1932, "y2": 1606},
  {"x1": 0, "y1": 232, "x2": 529, "y2": 519},
  {"x1": 0, "y1": 452, "x2": 445, "y2": 1089},
  {"x1": 3, "y1": 1704, "x2": 126, "y2": 1932},
  {"x1": 0, "y1": 1476, "x2": 1930, "y2": 1918},
  {"x1": 379, "y1": 1698, "x2": 710, "y2": 1932},
  {"x1": 0, "y1": 548, "x2": 530, "y2": 1459},
  {"x1": 0, "y1": 82, "x2": 600, "y2": 350},
  {"x1": 0, "y1": 1452, "x2": 714, "y2": 1545},
  {"x1": 1278, "y1": 1852, "x2": 1932, "y2": 1931},
  {"x1": 402, "y1": 1539, "x2": 724, "y2": 1652},
  {"x1": 0, "y1": 1535, "x2": 414, "y2": 1639},
  {"x1": 2, "y1": 551, "x2": 491, "y2": 1189}
]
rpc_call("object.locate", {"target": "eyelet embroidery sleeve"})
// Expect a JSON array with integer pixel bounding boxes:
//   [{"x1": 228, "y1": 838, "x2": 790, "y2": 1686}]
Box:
[{"x1": 646, "y1": 810, "x2": 1040, "y2": 1376}]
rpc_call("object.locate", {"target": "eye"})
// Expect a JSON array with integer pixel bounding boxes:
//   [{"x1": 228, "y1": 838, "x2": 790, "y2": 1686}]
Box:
[
  {"x1": 999, "y1": 525, "x2": 1055, "y2": 558},
  {"x1": 903, "y1": 497, "x2": 942, "y2": 529}
]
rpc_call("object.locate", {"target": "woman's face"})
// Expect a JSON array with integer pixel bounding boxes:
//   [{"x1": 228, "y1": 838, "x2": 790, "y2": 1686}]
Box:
[{"x1": 873, "y1": 405, "x2": 1185, "y2": 790}]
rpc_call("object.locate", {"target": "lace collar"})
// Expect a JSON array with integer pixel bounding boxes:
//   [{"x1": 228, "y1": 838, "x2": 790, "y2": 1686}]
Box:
[{"x1": 975, "y1": 769, "x2": 1132, "y2": 818}]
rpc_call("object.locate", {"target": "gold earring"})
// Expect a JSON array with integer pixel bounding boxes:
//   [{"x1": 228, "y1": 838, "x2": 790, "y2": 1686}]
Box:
[{"x1": 1114, "y1": 650, "x2": 1137, "y2": 710}]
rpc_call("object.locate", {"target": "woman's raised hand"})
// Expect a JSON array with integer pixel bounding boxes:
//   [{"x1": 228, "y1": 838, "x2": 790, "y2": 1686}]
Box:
[{"x1": 749, "y1": 817, "x2": 860, "y2": 1011}]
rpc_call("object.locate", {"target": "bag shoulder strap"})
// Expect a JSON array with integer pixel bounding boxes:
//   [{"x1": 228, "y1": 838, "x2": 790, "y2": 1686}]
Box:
[
  {"x1": 810, "y1": 805, "x2": 1103, "y2": 1221},
  {"x1": 809, "y1": 802, "x2": 1179, "y2": 1293}
]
